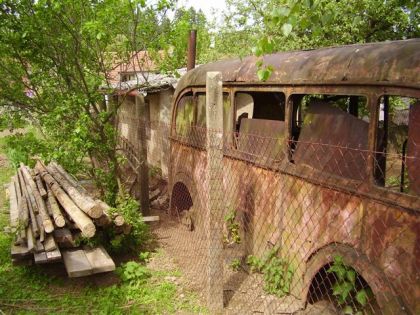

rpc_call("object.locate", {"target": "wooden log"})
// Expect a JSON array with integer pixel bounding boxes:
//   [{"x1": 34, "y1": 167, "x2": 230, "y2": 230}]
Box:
[
  {"x1": 26, "y1": 225, "x2": 34, "y2": 252},
  {"x1": 46, "y1": 165, "x2": 102, "y2": 219},
  {"x1": 8, "y1": 180, "x2": 19, "y2": 231},
  {"x1": 53, "y1": 228, "x2": 76, "y2": 248},
  {"x1": 50, "y1": 162, "x2": 88, "y2": 194},
  {"x1": 46, "y1": 185, "x2": 66, "y2": 228},
  {"x1": 18, "y1": 167, "x2": 39, "y2": 215},
  {"x1": 35, "y1": 175, "x2": 47, "y2": 198},
  {"x1": 20, "y1": 164, "x2": 54, "y2": 233},
  {"x1": 17, "y1": 170, "x2": 30, "y2": 226},
  {"x1": 38, "y1": 167, "x2": 95, "y2": 238},
  {"x1": 96, "y1": 200, "x2": 125, "y2": 226},
  {"x1": 36, "y1": 215, "x2": 45, "y2": 242}
]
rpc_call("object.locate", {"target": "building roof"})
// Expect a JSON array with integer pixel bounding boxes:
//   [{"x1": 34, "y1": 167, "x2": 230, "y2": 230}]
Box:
[
  {"x1": 108, "y1": 68, "x2": 187, "y2": 93},
  {"x1": 107, "y1": 51, "x2": 162, "y2": 84},
  {"x1": 175, "y1": 39, "x2": 420, "y2": 98}
]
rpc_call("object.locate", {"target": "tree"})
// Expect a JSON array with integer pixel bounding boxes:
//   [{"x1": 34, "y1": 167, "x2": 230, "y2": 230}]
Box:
[
  {"x1": 220, "y1": 0, "x2": 419, "y2": 79},
  {"x1": 0, "y1": 0, "x2": 177, "y2": 204}
]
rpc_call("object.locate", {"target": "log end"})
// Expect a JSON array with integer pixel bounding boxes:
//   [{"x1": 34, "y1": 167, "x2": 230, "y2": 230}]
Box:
[
  {"x1": 88, "y1": 204, "x2": 104, "y2": 219},
  {"x1": 44, "y1": 221, "x2": 55, "y2": 234},
  {"x1": 55, "y1": 216, "x2": 66, "y2": 228},
  {"x1": 81, "y1": 223, "x2": 96, "y2": 238},
  {"x1": 113, "y1": 215, "x2": 125, "y2": 226}
]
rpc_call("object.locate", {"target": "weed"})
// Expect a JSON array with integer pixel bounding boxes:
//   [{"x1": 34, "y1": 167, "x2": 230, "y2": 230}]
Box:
[
  {"x1": 223, "y1": 208, "x2": 241, "y2": 245},
  {"x1": 118, "y1": 261, "x2": 152, "y2": 283},
  {"x1": 230, "y1": 258, "x2": 242, "y2": 271},
  {"x1": 139, "y1": 251, "x2": 152, "y2": 263},
  {"x1": 327, "y1": 255, "x2": 372, "y2": 314},
  {"x1": 246, "y1": 246, "x2": 294, "y2": 298}
]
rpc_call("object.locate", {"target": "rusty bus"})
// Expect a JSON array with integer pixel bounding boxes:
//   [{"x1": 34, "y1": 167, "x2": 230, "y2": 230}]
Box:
[{"x1": 168, "y1": 39, "x2": 419, "y2": 314}]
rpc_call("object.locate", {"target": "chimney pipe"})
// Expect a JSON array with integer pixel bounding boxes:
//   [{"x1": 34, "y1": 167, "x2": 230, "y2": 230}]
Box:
[{"x1": 187, "y1": 29, "x2": 197, "y2": 71}]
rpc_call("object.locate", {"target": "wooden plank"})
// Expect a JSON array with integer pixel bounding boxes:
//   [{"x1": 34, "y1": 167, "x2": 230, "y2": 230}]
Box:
[
  {"x1": 43, "y1": 234, "x2": 57, "y2": 252},
  {"x1": 12, "y1": 257, "x2": 33, "y2": 266},
  {"x1": 46, "y1": 248, "x2": 62, "y2": 262},
  {"x1": 142, "y1": 216, "x2": 160, "y2": 223},
  {"x1": 62, "y1": 249, "x2": 93, "y2": 277},
  {"x1": 35, "y1": 239, "x2": 44, "y2": 253},
  {"x1": 11, "y1": 244, "x2": 31, "y2": 258},
  {"x1": 9, "y1": 180, "x2": 19, "y2": 230},
  {"x1": 84, "y1": 246, "x2": 115, "y2": 274},
  {"x1": 34, "y1": 251, "x2": 48, "y2": 264}
]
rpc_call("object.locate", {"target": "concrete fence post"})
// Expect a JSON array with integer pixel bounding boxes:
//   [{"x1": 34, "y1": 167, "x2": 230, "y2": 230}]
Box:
[
  {"x1": 205, "y1": 71, "x2": 224, "y2": 313},
  {"x1": 135, "y1": 93, "x2": 150, "y2": 216}
]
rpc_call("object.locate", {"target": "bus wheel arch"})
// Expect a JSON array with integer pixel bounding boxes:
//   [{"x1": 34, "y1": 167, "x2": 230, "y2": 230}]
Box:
[
  {"x1": 302, "y1": 243, "x2": 407, "y2": 314},
  {"x1": 170, "y1": 172, "x2": 203, "y2": 228}
]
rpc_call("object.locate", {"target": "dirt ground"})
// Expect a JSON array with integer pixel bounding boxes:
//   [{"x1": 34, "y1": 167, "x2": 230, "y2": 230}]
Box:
[{"x1": 149, "y1": 207, "x2": 309, "y2": 315}]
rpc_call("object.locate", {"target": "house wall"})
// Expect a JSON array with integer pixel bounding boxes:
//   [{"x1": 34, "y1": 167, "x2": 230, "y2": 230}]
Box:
[{"x1": 116, "y1": 88, "x2": 173, "y2": 179}]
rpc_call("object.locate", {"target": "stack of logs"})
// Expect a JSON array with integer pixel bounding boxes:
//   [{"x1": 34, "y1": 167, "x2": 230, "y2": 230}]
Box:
[{"x1": 8, "y1": 161, "x2": 128, "y2": 273}]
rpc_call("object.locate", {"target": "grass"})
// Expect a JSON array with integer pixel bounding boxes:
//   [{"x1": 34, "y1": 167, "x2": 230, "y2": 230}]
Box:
[{"x1": 0, "y1": 134, "x2": 206, "y2": 314}]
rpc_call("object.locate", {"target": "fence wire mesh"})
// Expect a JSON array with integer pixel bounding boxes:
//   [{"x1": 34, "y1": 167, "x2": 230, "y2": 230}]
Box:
[{"x1": 118, "y1": 116, "x2": 419, "y2": 315}]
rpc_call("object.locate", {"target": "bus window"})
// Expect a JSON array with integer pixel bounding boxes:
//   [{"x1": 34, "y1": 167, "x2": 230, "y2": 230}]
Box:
[
  {"x1": 375, "y1": 96, "x2": 419, "y2": 196},
  {"x1": 196, "y1": 94, "x2": 206, "y2": 128},
  {"x1": 175, "y1": 93, "x2": 194, "y2": 138},
  {"x1": 234, "y1": 91, "x2": 286, "y2": 165},
  {"x1": 291, "y1": 94, "x2": 369, "y2": 181}
]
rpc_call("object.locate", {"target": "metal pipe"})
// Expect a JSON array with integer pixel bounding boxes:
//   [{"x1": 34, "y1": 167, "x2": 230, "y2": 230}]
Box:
[{"x1": 187, "y1": 29, "x2": 197, "y2": 71}]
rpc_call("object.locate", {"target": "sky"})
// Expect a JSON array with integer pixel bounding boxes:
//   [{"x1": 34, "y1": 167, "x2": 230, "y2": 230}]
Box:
[{"x1": 178, "y1": 0, "x2": 227, "y2": 19}]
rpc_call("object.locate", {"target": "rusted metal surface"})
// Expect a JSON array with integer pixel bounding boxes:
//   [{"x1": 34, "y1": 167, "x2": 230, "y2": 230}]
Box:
[
  {"x1": 187, "y1": 29, "x2": 197, "y2": 71},
  {"x1": 160, "y1": 40, "x2": 420, "y2": 313},
  {"x1": 407, "y1": 102, "x2": 420, "y2": 195},
  {"x1": 293, "y1": 101, "x2": 369, "y2": 181},
  {"x1": 175, "y1": 39, "x2": 420, "y2": 99},
  {"x1": 236, "y1": 118, "x2": 286, "y2": 164}
]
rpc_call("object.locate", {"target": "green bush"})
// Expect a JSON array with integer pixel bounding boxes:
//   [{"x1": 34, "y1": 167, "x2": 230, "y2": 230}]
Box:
[{"x1": 3, "y1": 131, "x2": 48, "y2": 168}]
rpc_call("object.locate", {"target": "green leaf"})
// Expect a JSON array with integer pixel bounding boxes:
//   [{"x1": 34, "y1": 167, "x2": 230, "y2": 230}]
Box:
[
  {"x1": 343, "y1": 305, "x2": 354, "y2": 314},
  {"x1": 346, "y1": 269, "x2": 356, "y2": 285},
  {"x1": 356, "y1": 289, "x2": 368, "y2": 306},
  {"x1": 281, "y1": 23, "x2": 293, "y2": 37}
]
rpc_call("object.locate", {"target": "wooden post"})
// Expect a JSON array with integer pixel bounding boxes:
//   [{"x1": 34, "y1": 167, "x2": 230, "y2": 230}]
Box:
[
  {"x1": 205, "y1": 71, "x2": 224, "y2": 313},
  {"x1": 134, "y1": 93, "x2": 150, "y2": 216}
]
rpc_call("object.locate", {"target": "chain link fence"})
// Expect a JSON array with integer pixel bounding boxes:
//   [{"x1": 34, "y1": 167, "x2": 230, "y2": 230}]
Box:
[{"x1": 118, "y1": 108, "x2": 419, "y2": 315}]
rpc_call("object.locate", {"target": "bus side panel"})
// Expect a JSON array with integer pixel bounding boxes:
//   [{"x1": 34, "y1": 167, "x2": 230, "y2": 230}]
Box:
[
  {"x1": 362, "y1": 201, "x2": 420, "y2": 314},
  {"x1": 280, "y1": 177, "x2": 364, "y2": 296}
]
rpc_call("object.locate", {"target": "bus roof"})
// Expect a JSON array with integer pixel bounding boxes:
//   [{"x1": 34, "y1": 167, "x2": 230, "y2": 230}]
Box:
[{"x1": 175, "y1": 39, "x2": 420, "y2": 96}]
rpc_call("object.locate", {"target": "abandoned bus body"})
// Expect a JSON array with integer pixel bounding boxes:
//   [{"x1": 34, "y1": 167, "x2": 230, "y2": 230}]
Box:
[{"x1": 169, "y1": 39, "x2": 420, "y2": 314}]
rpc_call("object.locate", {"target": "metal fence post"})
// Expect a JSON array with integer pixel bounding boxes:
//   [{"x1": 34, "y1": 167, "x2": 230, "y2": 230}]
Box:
[
  {"x1": 135, "y1": 93, "x2": 150, "y2": 216},
  {"x1": 205, "y1": 71, "x2": 224, "y2": 313}
]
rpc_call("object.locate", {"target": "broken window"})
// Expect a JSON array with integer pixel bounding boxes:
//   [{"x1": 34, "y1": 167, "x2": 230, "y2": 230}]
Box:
[
  {"x1": 375, "y1": 96, "x2": 419, "y2": 196},
  {"x1": 291, "y1": 94, "x2": 370, "y2": 181},
  {"x1": 233, "y1": 91, "x2": 286, "y2": 166}
]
